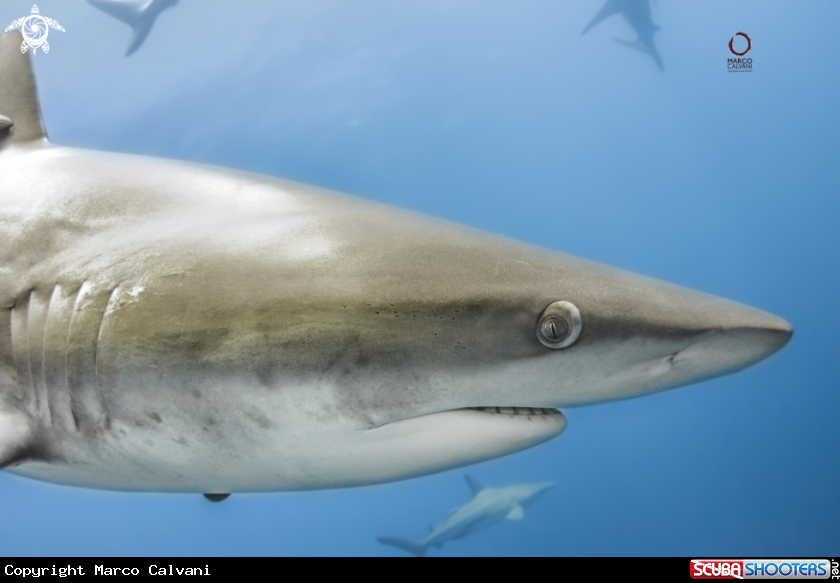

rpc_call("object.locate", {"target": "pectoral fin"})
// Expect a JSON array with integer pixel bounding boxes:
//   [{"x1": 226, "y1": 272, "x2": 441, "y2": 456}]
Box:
[
  {"x1": 506, "y1": 505, "x2": 524, "y2": 521},
  {"x1": 0, "y1": 408, "x2": 36, "y2": 469}
]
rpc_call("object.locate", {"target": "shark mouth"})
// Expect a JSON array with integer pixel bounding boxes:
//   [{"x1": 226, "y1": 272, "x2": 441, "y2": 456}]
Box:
[
  {"x1": 467, "y1": 407, "x2": 561, "y2": 417},
  {"x1": 373, "y1": 406, "x2": 563, "y2": 431}
]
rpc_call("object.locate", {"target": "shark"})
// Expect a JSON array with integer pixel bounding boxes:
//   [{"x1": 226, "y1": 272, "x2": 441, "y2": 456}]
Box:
[
  {"x1": 87, "y1": 0, "x2": 179, "y2": 57},
  {"x1": 582, "y1": 0, "x2": 664, "y2": 71},
  {"x1": 0, "y1": 29, "x2": 791, "y2": 497},
  {"x1": 378, "y1": 476, "x2": 553, "y2": 557}
]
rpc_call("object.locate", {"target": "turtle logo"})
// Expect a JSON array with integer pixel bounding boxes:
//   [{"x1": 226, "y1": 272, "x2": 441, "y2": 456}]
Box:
[{"x1": 5, "y1": 5, "x2": 65, "y2": 55}]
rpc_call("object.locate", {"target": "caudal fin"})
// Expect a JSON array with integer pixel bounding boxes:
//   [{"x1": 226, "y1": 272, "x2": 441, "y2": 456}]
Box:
[
  {"x1": 87, "y1": 0, "x2": 175, "y2": 57},
  {"x1": 612, "y1": 37, "x2": 664, "y2": 71},
  {"x1": 582, "y1": 0, "x2": 619, "y2": 36},
  {"x1": 377, "y1": 537, "x2": 428, "y2": 557},
  {"x1": 125, "y1": 19, "x2": 155, "y2": 57},
  {"x1": 87, "y1": 0, "x2": 145, "y2": 27},
  {"x1": 0, "y1": 30, "x2": 47, "y2": 146}
]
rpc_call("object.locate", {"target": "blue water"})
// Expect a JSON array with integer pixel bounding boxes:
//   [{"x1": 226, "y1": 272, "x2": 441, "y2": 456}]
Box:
[{"x1": 1, "y1": 0, "x2": 838, "y2": 556}]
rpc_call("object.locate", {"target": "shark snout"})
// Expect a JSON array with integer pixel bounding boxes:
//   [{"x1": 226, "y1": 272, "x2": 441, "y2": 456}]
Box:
[
  {"x1": 521, "y1": 482, "x2": 554, "y2": 506},
  {"x1": 674, "y1": 308, "x2": 792, "y2": 382},
  {"x1": 628, "y1": 295, "x2": 793, "y2": 396},
  {"x1": 544, "y1": 262, "x2": 794, "y2": 404}
]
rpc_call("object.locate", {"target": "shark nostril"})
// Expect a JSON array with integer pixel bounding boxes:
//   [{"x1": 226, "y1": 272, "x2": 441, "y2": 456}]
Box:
[{"x1": 536, "y1": 301, "x2": 582, "y2": 349}]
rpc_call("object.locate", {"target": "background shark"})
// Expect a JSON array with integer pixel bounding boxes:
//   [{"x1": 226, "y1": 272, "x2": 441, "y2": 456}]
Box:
[
  {"x1": 87, "y1": 0, "x2": 179, "y2": 56},
  {"x1": 378, "y1": 476, "x2": 553, "y2": 557},
  {"x1": 582, "y1": 0, "x2": 664, "y2": 71}
]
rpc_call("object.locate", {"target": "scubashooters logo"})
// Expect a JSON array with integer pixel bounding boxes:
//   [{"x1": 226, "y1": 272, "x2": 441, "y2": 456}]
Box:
[
  {"x1": 690, "y1": 559, "x2": 834, "y2": 579},
  {"x1": 4, "y1": 5, "x2": 65, "y2": 54},
  {"x1": 728, "y1": 31, "x2": 753, "y2": 72}
]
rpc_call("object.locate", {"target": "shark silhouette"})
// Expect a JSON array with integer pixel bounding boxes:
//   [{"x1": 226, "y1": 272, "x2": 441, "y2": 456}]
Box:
[
  {"x1": 582, "y1": 0, "x2": 664, "y2": 71},
  {"x1": 87, "y1": 0, "x2": 179, "y2": 56},
  {"x1": 378, "y1": 477, "x2": 553, "y2": 556}
]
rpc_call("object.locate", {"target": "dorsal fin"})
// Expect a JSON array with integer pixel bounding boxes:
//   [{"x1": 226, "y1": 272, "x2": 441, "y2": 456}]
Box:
[
  {"x1": 0, "y1": 30, "x2": 48, "y2": 146},
  {"x1": 465, "y1": 475, "x2": 488, "y2": 497}
]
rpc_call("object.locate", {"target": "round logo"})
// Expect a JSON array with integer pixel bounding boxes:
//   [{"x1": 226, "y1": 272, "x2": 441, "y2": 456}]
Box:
[{"x1": 728, "y1": 32, "x2": 751, "y2": 56}]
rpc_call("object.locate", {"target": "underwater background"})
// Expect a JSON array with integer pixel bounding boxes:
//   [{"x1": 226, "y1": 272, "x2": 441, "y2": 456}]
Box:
[{"x1": 0, "y1": 0, "x2": 838, "y2": 556}]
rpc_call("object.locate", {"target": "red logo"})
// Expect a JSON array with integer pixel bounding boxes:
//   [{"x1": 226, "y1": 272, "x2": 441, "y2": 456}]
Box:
[
  {"x1": 729, "y1": 32, "x2": 752, "y2": 56},
  {"x1": 691, "y1": 560, "x2": 744, "y2": 579}
]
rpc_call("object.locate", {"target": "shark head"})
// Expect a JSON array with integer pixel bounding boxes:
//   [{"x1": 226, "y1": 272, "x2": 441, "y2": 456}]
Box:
[
  {"x1": 512, "y1": 481, "x2": 555, "y2": 508},
  {"x1": 0, "y1": 29, "x2": 791, "y2": 493},
  {"x1": 0, "y1": 152, "x2": 788, "y2": 491}
]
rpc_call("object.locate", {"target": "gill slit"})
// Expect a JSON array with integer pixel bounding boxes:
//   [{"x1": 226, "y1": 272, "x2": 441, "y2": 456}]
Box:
[
  {"x1": 24, "y1": 292, "x2": 37, "y2": 410},
  {"x1": 8, "y1": 307, "x2": 21, "y2": 400},
  {"x1": 95, "y1": 287, "x2": 119, "y2": 414},
  {"x1": 37, "y1": 287, "x2": 55, "y2": 427},
  {"x1": 64, "y1": 281, "x2": 90, "y2": 431}
]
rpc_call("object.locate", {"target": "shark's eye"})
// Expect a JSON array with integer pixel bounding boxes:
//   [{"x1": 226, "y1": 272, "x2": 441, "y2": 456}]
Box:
[{"x1": 536, "y1": 301, "x2": 582, "y2": 349}]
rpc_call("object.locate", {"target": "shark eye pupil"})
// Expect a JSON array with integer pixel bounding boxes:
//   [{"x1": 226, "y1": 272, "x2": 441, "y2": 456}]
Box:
[
  {"x1": 536, "y1": 301, "x2": 582, "y2": 349},
  {"x1": 541, "y1": 315, "x2": 569, "y2": 342}
]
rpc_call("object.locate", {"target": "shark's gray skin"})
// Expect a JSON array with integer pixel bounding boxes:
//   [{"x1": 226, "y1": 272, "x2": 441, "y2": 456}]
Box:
[
  {"x1": 379, "y1": 476, "x2": 553, "y2": 557},
  {"x1": 0, "y1": 30, "x2": 791, "y2": 495},
  {"x1": 87, "y1": 0, "x2": 179, "y2": 57},
  {"x1": 582, "y1": 0, "x2": 664, "y2": 71}
]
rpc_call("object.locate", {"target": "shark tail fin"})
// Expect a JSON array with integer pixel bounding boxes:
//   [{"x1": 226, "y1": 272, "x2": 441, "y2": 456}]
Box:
[
  {"x1": 465, "y1": 475, "x2": 489, "y2": 497},
  {"x1": 87, "y1": 0, "x2": 146, "y2": 27},
  {"x1": 582, "y1": 0, "x2": 619, "y2": 36},
  {"x1": 377, "y1": 537, "x2": 428, "y2": 557},
  {"x1": 0, "y1": 30, "x2": 47, "y2": 146},
  {"x1": 612, "y1": 38, "x2": 664, "y2": 71},
  {"x1": 612, "y1": 38, "x2": 648, "y2": 54},
  {"x1": 124, "y1": 20, "x2": 155, "y2": 57},
  {"x1": 86, "y1": 0, "x2": 155, "y2": 57}
]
